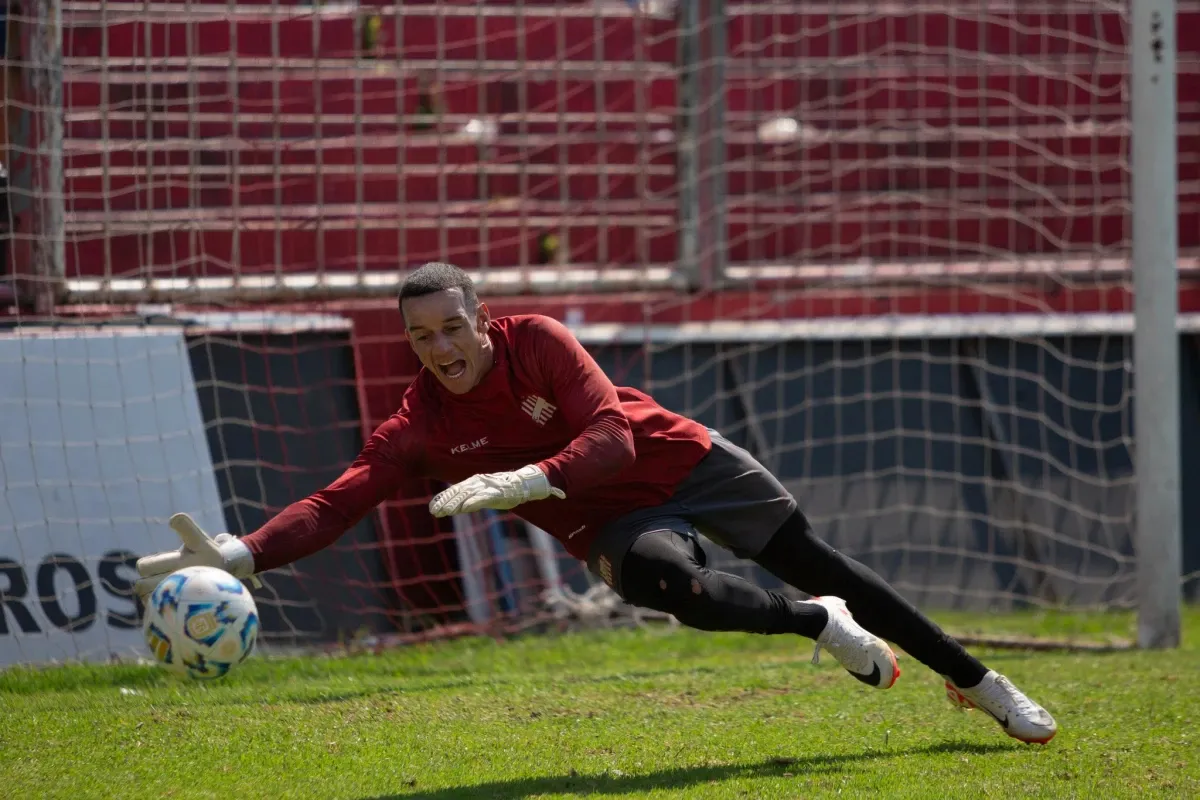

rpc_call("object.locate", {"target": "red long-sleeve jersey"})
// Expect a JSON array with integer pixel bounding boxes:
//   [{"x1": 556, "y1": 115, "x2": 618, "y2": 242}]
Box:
[{"x1": 242, "y1": 314, "x2": 712, "y2": 569}]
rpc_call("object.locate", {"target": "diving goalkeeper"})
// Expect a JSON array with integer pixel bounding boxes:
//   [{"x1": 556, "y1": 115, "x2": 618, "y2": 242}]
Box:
[{"x1": 135, "y1": 261, "x2": 1057, "y2": 745}]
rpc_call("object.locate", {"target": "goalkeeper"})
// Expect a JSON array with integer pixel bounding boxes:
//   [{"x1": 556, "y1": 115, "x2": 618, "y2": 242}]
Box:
[{"x1": 135, "y1": 261, "x2": 1057, "y2": 745}]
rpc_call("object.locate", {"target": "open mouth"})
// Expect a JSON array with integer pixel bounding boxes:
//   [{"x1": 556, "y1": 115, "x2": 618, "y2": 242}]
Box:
[{"x1": 438, "y1": 359, "x2": 468, "y2": 380}]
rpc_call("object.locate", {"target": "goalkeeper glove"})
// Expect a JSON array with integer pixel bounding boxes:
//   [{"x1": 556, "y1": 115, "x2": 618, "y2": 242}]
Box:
[
  {"x1": 429, "y1": 464, "x2": 565, "y2": 517},
  {"x1": 134, "y1": 513, "x2": 259, "y2": 600}
]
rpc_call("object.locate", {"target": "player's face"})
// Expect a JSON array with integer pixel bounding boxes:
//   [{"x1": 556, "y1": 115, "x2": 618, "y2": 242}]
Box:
[{"x1": 402, "y1": 288, "x2": 493, "y2": 394}]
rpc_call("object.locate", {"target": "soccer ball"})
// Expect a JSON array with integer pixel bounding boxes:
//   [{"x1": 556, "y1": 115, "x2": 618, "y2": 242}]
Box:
[{"x1": 142, "y1": 565, "x2": 259, "y2": 679}]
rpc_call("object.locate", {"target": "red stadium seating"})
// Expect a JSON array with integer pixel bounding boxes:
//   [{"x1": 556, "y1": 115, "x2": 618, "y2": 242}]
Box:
[{"x1": 60, "y1": 2, "x2": 1199, "y2": 279}]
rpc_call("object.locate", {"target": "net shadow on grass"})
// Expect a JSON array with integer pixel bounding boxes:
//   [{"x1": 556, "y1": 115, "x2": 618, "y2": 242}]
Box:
[{"x1": 361, "y1": 742, "x2": 1015, "y2": 800}]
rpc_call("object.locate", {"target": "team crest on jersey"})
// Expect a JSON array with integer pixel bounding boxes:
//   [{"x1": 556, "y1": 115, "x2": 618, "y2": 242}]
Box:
[{"x1": 521, "y1": 395, "x2": 557, "y2": 426}]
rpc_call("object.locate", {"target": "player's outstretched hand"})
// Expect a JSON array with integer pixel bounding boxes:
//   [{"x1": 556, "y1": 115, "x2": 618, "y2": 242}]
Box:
[
  {"x1": 134, "y1": 513, "x2": 258, "y2": 600},
  {"x1": 429, "y1": 465, "x2": 566, "y2": 517}
]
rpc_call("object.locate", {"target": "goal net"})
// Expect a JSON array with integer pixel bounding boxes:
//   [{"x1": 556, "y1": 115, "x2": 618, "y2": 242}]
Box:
[{"x1": 1, "y1": 0, "x2": 1196, "y2": 663}]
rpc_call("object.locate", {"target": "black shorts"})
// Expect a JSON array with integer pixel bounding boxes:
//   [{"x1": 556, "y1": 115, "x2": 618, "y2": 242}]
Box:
[{"x1": 586, "y1": 429, "x2": 796, "y2": 596}]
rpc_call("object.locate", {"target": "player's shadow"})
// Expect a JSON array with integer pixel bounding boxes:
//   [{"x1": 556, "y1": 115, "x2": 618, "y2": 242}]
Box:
[{"x1": 362, "y1": 741, "x2": 1014, "y2": 799}]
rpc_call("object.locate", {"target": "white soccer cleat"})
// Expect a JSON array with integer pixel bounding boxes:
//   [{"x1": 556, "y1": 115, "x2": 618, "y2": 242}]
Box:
[
  {"x1": 945, "y1": 670, "x2": 1058, "y2": 744},
  {"x1": 807, "y1": 596, "x2": 900, "y2": 689}
]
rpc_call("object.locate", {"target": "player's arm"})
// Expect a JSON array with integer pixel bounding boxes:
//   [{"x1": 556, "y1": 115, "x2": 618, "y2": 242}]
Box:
[
  {"x1": 429, "y1": 315, "x2": 635, "y2": 517},
  {"x1": 134, "y1": 415, "x2": 415, "y2": 597},
  {"x1": 526, "y1": 315, "x2": 635, "y2": 492}
]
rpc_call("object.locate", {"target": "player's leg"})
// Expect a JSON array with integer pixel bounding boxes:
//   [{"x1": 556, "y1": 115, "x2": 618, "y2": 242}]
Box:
[
  {"x1": 753, "y1": 510, "x2": 986, "y2": 683},
  {"x1": 592, "y1": 520, "x2": 900, "y2": 689},
  {"x1": 615, "y1": 526, "x2": 827, "y2": 637},
  {"x1": 662, "y1": 429, "x2": 1056, "y2": 742},
  {"x1": 753, "y1": 510, "x2": 1056, "y2": 743}
]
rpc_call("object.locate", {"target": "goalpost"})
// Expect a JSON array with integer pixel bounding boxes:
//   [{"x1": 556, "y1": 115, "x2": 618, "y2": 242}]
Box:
[
  {"x1": 1131, "y1": 0, "x2": 1181, "y2": 648},
  {"x1": 0, "y1": 0, "x2": 1192, "y2": 665}
]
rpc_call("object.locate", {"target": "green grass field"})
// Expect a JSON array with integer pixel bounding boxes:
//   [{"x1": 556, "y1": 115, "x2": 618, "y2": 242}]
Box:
[{"x1": 2, "y1": 609, "x2": 1197, "y2": 800}]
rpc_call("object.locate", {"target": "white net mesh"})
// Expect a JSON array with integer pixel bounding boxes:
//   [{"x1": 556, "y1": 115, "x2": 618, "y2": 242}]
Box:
[
  {"x1": 59, "y1": 0, "x2": 680, "y2": 293},
  {"x1": 719, "y1": 1, "x2": 1160, "y2": 270},
  {"x1": 680, "y1": 0, "x2": 1196, "y2": 610},
  {"x1": 0, "y1": 1, "x2": 1196, "y2": 663}
]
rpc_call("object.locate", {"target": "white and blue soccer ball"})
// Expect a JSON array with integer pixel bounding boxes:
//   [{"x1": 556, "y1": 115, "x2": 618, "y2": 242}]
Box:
[{"x1": 142, "y1": 565, "x2": 259, "y2": 679}]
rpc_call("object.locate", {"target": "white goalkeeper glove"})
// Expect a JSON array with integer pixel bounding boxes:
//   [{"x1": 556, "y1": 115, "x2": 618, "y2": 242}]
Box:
[
  {"x1": 134, "y1": 513, "x2": 259, "y2": 600},
  {"x1": 428, "y1": 464, "x2": 566, "y2": 517}
]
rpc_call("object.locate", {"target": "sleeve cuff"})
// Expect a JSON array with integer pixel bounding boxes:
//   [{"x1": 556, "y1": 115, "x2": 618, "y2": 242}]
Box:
[
  {"x1": 219, "y1": 538, "x2": 256, "y2": 579},
  {"x1": 534, "y1": 461, "x2": 565, "y2": 493}
]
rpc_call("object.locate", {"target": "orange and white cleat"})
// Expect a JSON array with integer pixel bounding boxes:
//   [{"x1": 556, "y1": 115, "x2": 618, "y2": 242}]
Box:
[
  {"x1": 808, "y1": 596, "x2": 901, "y2": 689},
  {"x1": 946, "y1": 670, "x2": 1057, "y2": 744}
]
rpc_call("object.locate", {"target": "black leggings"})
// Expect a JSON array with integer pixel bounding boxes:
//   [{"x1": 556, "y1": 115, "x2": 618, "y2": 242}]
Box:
[
  {"x1": 620, "y1": 527, "x2": 822, "y2": 637},
  {"x1": 618, "y1": 511, "x2": 988, "y2": 687}
]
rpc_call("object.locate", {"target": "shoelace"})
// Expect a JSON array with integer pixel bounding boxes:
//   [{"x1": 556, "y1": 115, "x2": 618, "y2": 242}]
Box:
[
  {"x1": 809, "y1": 616, "x2": 869, "y2": 672},
  {"x1": 976, "y1": 676, "x2": 1041, "y2": 717}
]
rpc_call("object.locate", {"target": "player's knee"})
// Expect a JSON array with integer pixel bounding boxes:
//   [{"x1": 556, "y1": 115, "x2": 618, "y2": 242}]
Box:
[
  {"x1": 657, "y1": 561, "x2": 709, "y2": 603},
  {"x1": 623, "y1": 556, "x2": 701, "y2": 613},
  {"x1": 636, "y1": 563, "x2": 726, "y2": 628}
]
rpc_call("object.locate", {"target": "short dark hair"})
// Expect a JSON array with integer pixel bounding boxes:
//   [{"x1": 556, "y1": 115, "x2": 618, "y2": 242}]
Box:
[{"x1": 397, "y1": 262, "x2": 478, "y2": 314}]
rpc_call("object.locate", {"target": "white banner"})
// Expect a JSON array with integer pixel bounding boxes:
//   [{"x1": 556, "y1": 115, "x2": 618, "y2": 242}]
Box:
[{"x1": 0, "y1": 328, "x2": 226, "y2": 667}]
